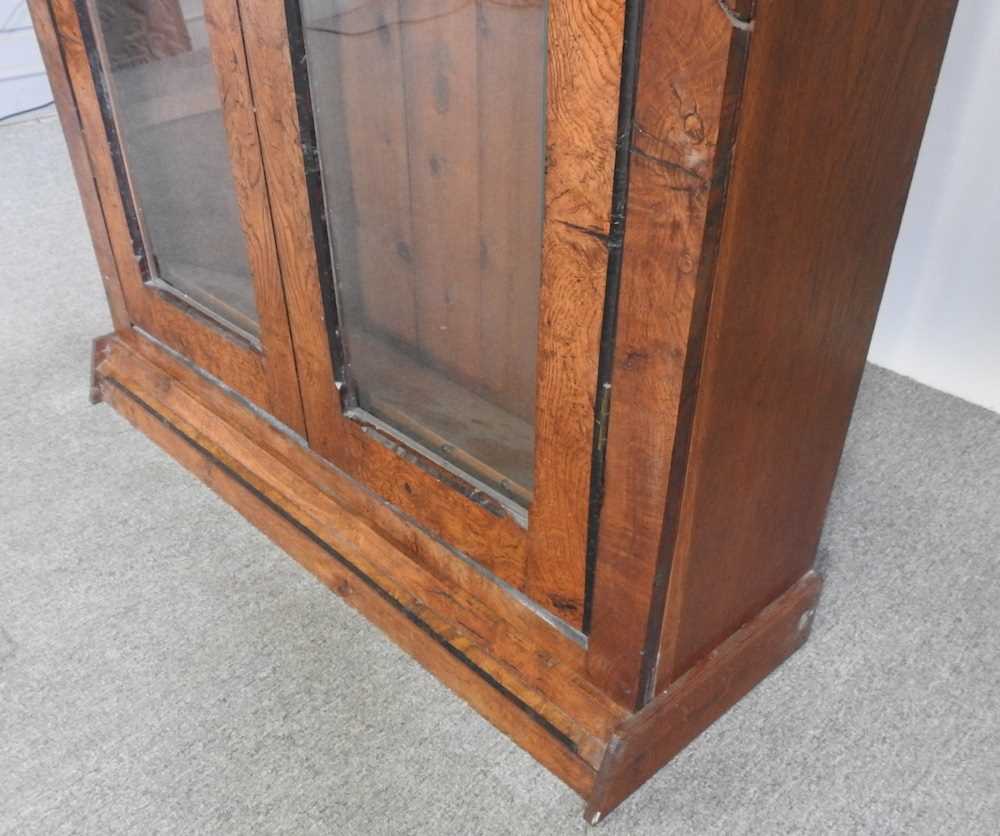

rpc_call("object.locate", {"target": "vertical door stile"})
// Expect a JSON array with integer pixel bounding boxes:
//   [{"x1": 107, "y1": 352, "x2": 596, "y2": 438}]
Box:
[
  {"x1": 202, "y1": 0, "x2": 306, "y2": 433},
  {"x1": 236, "y1": 0, "x2": 345, "y2": 453},
  {"x1": 523, "y1": 0, "x2": 628, "y2": 628}
]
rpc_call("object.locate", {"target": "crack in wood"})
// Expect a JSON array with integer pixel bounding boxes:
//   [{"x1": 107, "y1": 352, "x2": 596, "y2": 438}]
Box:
[
  {"x1": 629, "y1": 145, "x2": 709, "y2": 190},
  {"x1": 556, "y1": 219, "x2": 613, "y2": 248}
]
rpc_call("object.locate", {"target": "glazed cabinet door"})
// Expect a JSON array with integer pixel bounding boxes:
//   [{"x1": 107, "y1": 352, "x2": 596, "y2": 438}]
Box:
[
  {"x1": 48, "y1": 0, "x2": 305, "y2": 432},
  {"x1": 241, "y1": 0, "x2": 627, "y2": 629}
]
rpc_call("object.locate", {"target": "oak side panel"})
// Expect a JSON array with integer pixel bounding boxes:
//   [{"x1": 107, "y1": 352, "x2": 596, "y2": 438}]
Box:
[
  {"x1": 28, "y1": 0, "x2": 129, "y2": 331},
  {"x1": 587, "y1": 0, "x2": 746, "y2": 705},
  {"x1": 655, "y1": 0, "x2": 959, "y2": 689},
  {"x1": 524, "y1": 0, "x2": 626, "y2": 626}
]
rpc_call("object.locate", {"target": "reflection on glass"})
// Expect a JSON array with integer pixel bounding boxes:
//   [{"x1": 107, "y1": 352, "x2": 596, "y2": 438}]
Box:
[
  {"x1": 87, "y1": 0, "x2": 259, "y2": 337},
  {"x1": 300, "y1": 0, "x2": 546, "y2": 507}
]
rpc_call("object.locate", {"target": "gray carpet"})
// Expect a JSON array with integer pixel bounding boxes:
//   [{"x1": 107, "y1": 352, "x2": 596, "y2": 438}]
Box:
[{"x1": 2, "y1": 115, "x2": 999, "y2": 835}]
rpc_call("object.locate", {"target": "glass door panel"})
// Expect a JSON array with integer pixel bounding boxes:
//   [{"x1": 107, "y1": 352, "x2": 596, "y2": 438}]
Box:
[
  {"x1": 298, "y1": 0, "x2": 545, "y2": 506},
  {"x1": 86, "y1": 0, "x2": 260, "y2": 339}
]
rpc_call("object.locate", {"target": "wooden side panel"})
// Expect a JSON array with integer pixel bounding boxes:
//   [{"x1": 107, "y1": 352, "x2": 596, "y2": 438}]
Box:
[
  {"x1": 524, "y1": 0, "x2": 626, "y2": 626},
  {"x1": 587, "y1": 0, "x2": 747, "y2": 705},
  {"x1": 28, "y1": 0, "x2": 130, "y2": 331},
  {"x1": 655, "y1": 0, "x2": 959, "y2": 689}
]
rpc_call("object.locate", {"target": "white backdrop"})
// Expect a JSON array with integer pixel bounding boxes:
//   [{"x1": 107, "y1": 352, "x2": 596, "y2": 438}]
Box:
[{"x1": 870, "y1": 0, "x2": 1000, "y2": 413}]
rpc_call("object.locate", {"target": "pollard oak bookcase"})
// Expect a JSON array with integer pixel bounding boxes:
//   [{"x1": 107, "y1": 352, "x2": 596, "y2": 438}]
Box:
[{"x1": 32, "y1": 0, "x2": 956, "y2": 821}]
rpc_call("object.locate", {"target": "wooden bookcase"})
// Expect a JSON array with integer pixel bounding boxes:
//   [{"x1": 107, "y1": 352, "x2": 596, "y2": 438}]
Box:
[{"x1": 32, "y1": 0, "x2": 956, "y2": 822}]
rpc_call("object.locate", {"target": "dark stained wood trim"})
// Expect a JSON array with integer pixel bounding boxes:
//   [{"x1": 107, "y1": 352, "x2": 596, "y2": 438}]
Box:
[
  {"x1": 653, "y1": 0, "x2": 960, "y2": 690},
  {"x1": 28, "y1": 0, "x2": 129, "y2": 332},
  {"x1": 581, "y1": 0, "x2": 645, "y2": 636},
  {"x1": 587, "y1": 0, "x2": 751, "y2": 707},
  {"x1": 585, "y1": 572, "x2": 822, "y2": 823},
  {"x1": 89, "y1": 333, "x2": 114, "y2": 403}
]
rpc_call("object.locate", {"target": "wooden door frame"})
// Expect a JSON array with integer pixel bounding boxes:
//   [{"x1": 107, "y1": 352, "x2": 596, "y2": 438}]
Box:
[
  {"x1": 44, "y1": 0, "x2": 306, "y2": 434},
  {"x1": 238, "y1": 0, "x2": 629, "y2": 629}
]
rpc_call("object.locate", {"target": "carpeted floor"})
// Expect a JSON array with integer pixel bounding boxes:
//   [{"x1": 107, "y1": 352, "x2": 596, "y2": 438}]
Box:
[{"x1": 2, "y1": 116, "x2": 999, "y2": 835}]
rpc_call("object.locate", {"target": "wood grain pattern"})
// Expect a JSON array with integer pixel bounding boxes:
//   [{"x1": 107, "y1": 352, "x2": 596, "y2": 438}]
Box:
[
  {"x1": 27, "y1": 0, "x2": 130, "y2": 331},
  {"x1": 244, "y1": 0, "x2": 628, "y2": 621},
  {"x1": 586, "y1": 0, "x2": 747, "y2": 705},
  {"x1": 232, "y1": 0, "x2": 344, "y2": 446},
  {"x1": 654, "y1": 0, "x2": 960, "y2": 690},
  {"x1": 202, "y1": 0, "x2": 306, "y2": 433},
  {"x1": 310, "y1": 1, "x2": 419, "y2": 346},
  {"x1": 310, "y1": 0, "x2": 545, "y2": 418},
  {"x1": 523, "y1": 0, "x2": 627, "y2": 625},
  {"x1": 585, "y1": 572, "x2": 822, "y2": 822},
  {"x1": 302, "y1": 0, "x2": 543, "y2": 497},
  {"x1": 97, "y1": 353, "x2": 609, "y2": 763}
]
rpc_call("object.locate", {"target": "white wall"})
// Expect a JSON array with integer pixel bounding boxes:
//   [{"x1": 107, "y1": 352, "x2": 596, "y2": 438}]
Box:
[
  {"x1": 0, "y1": 1, "x2": 52, "y2": 120},
  {"x1": 870, "y1": 0, "x2": 1000, "y2": 414}
]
